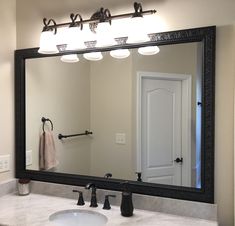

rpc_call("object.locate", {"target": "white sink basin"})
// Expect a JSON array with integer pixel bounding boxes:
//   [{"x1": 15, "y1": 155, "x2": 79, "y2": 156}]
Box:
[{"x1": 49, "y1": 209, "x2": 108, "y2": 226}]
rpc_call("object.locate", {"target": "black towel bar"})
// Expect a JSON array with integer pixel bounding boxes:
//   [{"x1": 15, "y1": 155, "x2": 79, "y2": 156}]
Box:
[{"x1": 58, "y1": 130, "x2": 93, "y2": 139}]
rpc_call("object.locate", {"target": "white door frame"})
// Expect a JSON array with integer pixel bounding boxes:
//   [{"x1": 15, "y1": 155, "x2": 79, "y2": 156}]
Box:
[{"x1": 136, "y1": 71, "x2": 192, "y2": 186}]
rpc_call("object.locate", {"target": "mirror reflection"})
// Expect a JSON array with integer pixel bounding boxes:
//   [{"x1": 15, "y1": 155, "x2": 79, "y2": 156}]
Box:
[{"x1": 26, "y1": 42, "x2": 202, "y2": 188}]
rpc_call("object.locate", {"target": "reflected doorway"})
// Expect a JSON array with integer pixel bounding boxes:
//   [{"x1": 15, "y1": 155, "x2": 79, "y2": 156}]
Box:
[{"x1": 137, "y1": 72, "x2": 193, "y2": 187}]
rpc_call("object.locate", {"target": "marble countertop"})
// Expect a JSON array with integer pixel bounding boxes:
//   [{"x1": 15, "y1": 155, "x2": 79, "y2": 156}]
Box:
[{"x1": 0, "y1": 193, "x2": 218, "y2": 226}]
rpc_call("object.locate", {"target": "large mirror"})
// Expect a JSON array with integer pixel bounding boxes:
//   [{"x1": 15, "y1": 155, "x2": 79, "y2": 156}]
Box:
[
  {"x1": 25, "y1": 42, "x2": 202, "y2": 188},
  {"x1": 15, "y1": 26, "x2": 215, "y2": 203}
]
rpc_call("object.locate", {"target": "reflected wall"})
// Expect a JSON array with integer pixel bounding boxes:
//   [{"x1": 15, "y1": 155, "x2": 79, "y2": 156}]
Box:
[{"x1": 26, "y1": 42, "x2": 202, "y2": 188}]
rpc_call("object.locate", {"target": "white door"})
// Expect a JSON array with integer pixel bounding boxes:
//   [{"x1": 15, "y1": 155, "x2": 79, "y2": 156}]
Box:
[
  {"x1": 137, "y1": 72, "x2": 192, "y2": 187},
  {"x1": 141, "y1": 78, "x2": 183, "y2": 186}
]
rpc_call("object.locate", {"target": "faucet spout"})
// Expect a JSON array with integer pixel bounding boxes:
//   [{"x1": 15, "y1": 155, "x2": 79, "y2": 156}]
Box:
[
  {"x1": 85, "y1": 183, "x2": 98, "y2": 207},
  {"x1": 85, "y1": 182, "x2": 95, "y2": 190}
]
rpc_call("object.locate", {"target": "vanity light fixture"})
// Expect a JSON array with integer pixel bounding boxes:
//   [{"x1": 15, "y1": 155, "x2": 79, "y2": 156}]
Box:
[
  {"x1": 126, "y1": 3, "x2": 149, "y2": 44},
  {"x1": 83, "y1": 25, "x2": 97, "y2": 47},
  {"x1": 93, "y1": 8, "x2": 115, "y2": 47},
  {"x1": 138, "y1": 46, "x2": 160, "y2": 55},
  {"x1": 110, "y1": 49, "x2": 130, "y2": 59},
  {"x1": 110, "y1": 37, "x2": 130, "y2": 59},
  {"x1": 38, "y1": 2, "x2": 157, "y2": 54},
  {"x1": 38, "y1": 19, "x2": 59, "y2": 54},
  {"x1": 83, "y1": 52, "x2": 103, "y2": 61},
  {"x1": 61, "y1": 54, "x2": 79, "y2": 63},
  {"x1": 66, "y1": 14, "x2": 86, "y2": 50},
  {"x1": 96, "y1": 22, "x2": 114, "y2": 47}
]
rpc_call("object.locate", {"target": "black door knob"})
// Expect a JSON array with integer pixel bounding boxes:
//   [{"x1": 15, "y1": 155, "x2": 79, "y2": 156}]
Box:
[{"x1": 174, "y1": 157, "x2": 183, "y2": 163}]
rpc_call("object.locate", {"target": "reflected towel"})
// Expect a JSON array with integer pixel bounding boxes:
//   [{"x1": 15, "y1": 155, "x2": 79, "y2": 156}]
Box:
[{"x1": 39, "y1": 131, "x2": 58, "y2": 170}]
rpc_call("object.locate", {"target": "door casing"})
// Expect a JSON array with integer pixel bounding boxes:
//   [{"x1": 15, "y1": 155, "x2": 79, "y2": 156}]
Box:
[{"x1": 136, "y1": 71, "x2": 192, "y2": 187}]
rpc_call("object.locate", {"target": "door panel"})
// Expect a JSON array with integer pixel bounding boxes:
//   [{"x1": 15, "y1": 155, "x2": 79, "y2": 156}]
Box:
[
  {"x1": 147, "y1": 88, "x2": 174, "y2": 168},
  {"x1": 142, "y1": 78, "x2": 182, "y2": 186}
]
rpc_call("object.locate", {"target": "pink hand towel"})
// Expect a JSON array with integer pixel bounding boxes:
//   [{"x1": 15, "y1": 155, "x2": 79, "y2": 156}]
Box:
[{"x1": 39, "y1": 131, "x2": 58, "y2": 170}]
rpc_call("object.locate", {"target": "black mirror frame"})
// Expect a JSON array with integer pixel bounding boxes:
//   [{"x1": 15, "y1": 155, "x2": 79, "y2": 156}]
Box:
[{"x1": 15, "y1": 26, "x2": 215, "y2": 203}]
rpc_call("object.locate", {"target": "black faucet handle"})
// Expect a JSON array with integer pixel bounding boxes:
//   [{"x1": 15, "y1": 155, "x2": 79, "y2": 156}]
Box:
[
  {"x1": 135, "y1": 172, "x2": 142, "y2": 182},
  {"x1": 103, "y1": 195, "x2": 116, "y2": 210},
  {"x1": 73, "y1": 190, "x2": 85, "y2": 206}
]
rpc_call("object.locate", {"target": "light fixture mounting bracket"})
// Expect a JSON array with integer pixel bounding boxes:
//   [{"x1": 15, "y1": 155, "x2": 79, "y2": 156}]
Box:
[
  {"x1": 89, "y1": 8, "x2": 112, "y2": 33},
  {"x1": 42, "y1": 2, "x2": 156, "y2": 31}
]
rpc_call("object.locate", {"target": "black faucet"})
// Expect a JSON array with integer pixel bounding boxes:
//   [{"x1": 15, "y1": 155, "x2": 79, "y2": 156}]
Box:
[
  {"x1": 135, "y1": 172, "x2": 142, "y2": 182},
  {"x1": 73, "y1": 189, "x2": 85, "y2": 206},
  {"x1": 85, "y1": 183, "x2": 98, "y2": 207},
  {"x1": 103, "y1": 194, "x2": 116, "y2": 210}
]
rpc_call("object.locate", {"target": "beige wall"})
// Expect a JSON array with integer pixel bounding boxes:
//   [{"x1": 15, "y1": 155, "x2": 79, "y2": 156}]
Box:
[
  {"x1": 90, "y1": 54, "x2": 134, "y2": 180},
  {"x1": 15, "y1": 0, "x2": 235, "y2": 50},
  {"x1": 26, "y1": 57, "x2": 91, "y2": 175},
  {"x1": 25, "y1": 45, "x2": 197, "y2": 182},
  {"x1": 215, "y1": 25, "x2": 235, "y2": 225},
  {"x1": 0, "y1": 0, "x2": 16, "y2": 182},
  {"x1": 15, "y1": 0, "x2": 235, "y2": 225}
]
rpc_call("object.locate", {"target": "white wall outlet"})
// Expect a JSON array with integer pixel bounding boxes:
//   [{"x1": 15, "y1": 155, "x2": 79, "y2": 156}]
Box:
[
  {"x1": 26, "y1": 150, "x2": 33, "y2": 166},
  {"x1": 0, "y1": 155, "x2": 10, "y2": 173},
  {"x1": 115, "y1": 133, "x2": 126, "y2": 144}
]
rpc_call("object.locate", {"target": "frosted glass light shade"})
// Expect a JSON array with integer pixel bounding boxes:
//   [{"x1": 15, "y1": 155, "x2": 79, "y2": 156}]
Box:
[
  {"x1": 83, "y1": 52, "x2": 103, "y2": 61},
  {"x1": 55, "y1": 28, "x2": 67, "y2": 46},
  {"x1": 110, "y1": 49, "x2": 130, "y2": 59},
  {"x1": 138, "y1": 46, "x2": 160, "y2": 55},
  {"x1": 112, "y1": 18, "x2": 129, "y2": 39},
  {"x1": 66, "y1": 27, "x2": 86, "y2": 50},
  {"x1": 82, "y1": 24, "x2": 97, "y2": 44},
  {"x1": 38, "y1": 31, "x2": 59, "y2": 54},
  {"x1": 61, "y1": 54, "x2": 79, "y2": 63},
  {"x1": 127, "y1": 17, "x2": 149, "y2": 44},
  {"x1": 96, "y1": 22, "x2": 115, "y2": 47}
]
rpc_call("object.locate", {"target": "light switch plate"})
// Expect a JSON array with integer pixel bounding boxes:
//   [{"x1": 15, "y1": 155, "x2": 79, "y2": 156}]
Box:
[
  {"x1": 0, "y1": 155, "x2": 10, "y2": 173},
  {"x1": 115, "y1": 133, "x2": 126, "y2": 144}
]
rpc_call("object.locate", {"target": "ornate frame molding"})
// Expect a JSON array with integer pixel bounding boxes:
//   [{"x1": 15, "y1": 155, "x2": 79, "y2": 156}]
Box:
[{"x1": 15, "y1": 26, "x2": 215, "y2": 203}]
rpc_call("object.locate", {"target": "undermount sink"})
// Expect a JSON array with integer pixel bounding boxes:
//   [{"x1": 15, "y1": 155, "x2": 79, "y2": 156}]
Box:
[{"x1": 49, "y1": 209, "x2": 108, "y2": 226}]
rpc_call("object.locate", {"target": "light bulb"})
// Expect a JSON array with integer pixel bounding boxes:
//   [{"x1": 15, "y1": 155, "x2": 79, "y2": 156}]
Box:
[
  {"x1": 61, "y1": 54, "x2": 79, "y2": 63},
  {"x1": 38, "y1": 31, "x2": 59, "y2": 54},
  {"x1": 110, "y1": 49, "x2": 130, "y2": 59},
  {"x1": 83, "y1": 52, "x2": 103, "y2": 61},
  {"x1": 138, "y1": 46, "x2": 160, "y2": 55},
  {"x1": 127, "y1": 17, "x2": 149, "y2": 44}
]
